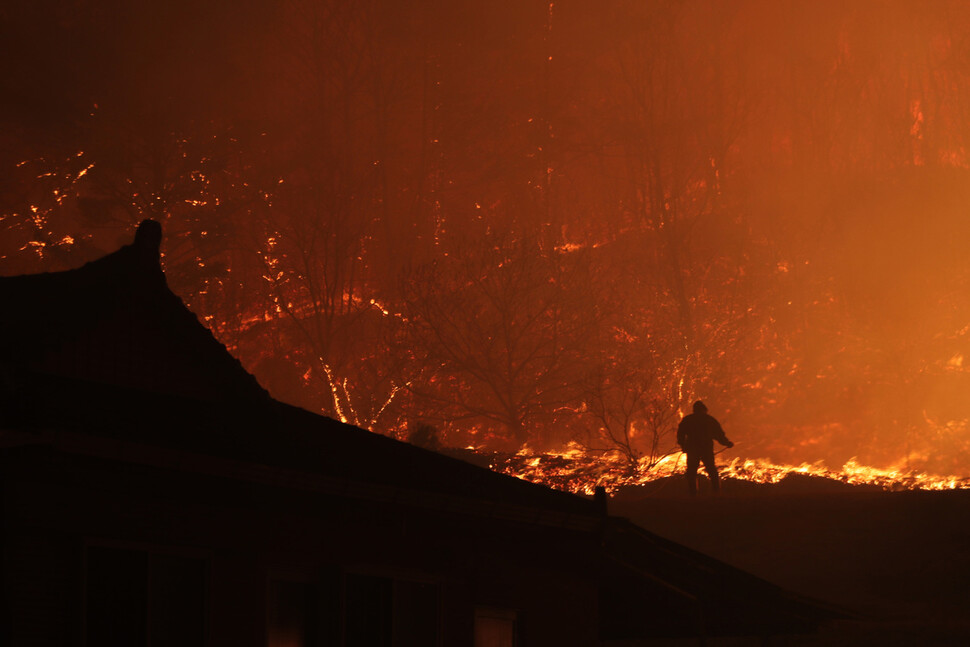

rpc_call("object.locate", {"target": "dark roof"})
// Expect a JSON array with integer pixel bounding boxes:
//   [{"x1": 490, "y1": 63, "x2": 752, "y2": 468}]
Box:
[
  {"x1": 0, "y1": 220, "x2": 600, "y2": 523},
  {"x1": 601, "y1": 517, "x2": 845, "y2": 637},
  {"x1": 0, "y1": 219, "x2": 267, "y2": 405}
]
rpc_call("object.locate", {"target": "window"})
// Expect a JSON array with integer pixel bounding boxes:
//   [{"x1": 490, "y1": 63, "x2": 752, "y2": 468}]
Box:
[
  {"x1": 344, "y1": 574, "x2": 440, "y2": 647},
  {"x1": 85, "y1": 546, "x2": 147, "y2": 646},
  {"x1": 392, "y1": 579, "x2": 439, "y2": 647},
  {"x1": 344, "y1": 574, "x2": 392, "y2": 647},
  {"x1": 267, "y1": 579, "x2": 315, "y2": 647},
  {"x1": 474, "y1": 608, "x2": 517, "y2": 647},
  {"x1": 85, "y1": 545, "x2": 206, "y2": 647}
]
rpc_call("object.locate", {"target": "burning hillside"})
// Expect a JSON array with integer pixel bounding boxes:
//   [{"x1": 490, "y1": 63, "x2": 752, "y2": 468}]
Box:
[
  {"x1": 4, "y1": 1, "x2": 970, "y2": 484},
  {"x1": 482, "y1": 444, "x2": 970, "y2": 495}
]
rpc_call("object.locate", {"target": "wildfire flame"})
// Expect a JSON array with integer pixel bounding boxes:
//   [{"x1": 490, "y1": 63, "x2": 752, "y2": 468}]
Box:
[{"x1": 489, "y1": 443, "x2": 970, "y2": 495}]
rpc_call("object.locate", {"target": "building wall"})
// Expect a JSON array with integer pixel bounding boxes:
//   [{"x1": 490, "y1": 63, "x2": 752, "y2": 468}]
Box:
[{"x1": 1, "y1": 445, "x2": 601, "y2": 647}]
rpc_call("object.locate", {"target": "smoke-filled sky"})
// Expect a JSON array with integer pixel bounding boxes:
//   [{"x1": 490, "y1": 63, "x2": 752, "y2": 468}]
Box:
[{"x1": 5, "y1": 1, "x2": 970, "y2": 474}]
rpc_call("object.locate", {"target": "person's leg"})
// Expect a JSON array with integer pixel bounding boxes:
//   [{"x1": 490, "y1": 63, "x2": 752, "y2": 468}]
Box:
[
  {"x1": 701, "y1": 451, "x2": 720, "y2": 492},
  {"x1": 685, "y1": 452, "x2": 700, "y2": 496}
]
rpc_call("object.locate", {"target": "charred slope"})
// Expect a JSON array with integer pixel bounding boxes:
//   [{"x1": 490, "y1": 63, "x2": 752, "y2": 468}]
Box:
[{"x1": 612, "y1": 487, "x2": 970, "y2": 639}]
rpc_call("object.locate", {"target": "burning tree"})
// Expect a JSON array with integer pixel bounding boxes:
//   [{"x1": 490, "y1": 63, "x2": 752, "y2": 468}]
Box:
[
  {"x1": 402, "y1": 230, "x2": 598, "y2": 448},
  {"x1": 579, "y1": 364, "x2": 680, "y2": 476}
]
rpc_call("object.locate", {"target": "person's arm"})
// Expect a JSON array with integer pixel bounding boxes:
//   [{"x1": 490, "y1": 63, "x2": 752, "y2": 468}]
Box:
[
  {"x1": 676, "y1": 418, "x2": 687, "y2": 448},
  {"x1": 712, "y1": 419, "x2": 734, "y2": 448}
]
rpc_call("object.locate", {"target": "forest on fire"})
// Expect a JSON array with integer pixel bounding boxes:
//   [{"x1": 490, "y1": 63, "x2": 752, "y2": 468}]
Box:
[{"x1": 4, "y1": 0, "x2": 970, "y2": 475}]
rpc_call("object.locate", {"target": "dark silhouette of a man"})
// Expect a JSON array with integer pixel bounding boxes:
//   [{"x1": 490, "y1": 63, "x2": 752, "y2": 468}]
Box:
[{"x1": 677, "y1": 400, "x2": 733, "y2": 496}]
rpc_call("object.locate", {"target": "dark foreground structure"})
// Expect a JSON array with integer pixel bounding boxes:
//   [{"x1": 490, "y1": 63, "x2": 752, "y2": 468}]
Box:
[{"x1": 0, "y1": 221, "x2": 834, "y2": 646}]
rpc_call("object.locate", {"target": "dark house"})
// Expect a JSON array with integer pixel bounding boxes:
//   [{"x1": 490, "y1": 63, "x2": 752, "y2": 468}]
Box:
[{"x1": 0, "y1": 221, "x2": 834, "y2": 646}]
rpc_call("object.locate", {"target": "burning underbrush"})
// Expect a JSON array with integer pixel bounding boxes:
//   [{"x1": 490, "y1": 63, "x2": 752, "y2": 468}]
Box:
[{"x1": 467, "y1": 442, "x2": 970, "y2": 495}]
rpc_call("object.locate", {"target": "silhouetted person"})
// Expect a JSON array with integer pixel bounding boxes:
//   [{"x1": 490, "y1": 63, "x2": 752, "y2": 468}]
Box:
[{"x1": 677, "y1": 400, "x2": 733, "y2": 496}]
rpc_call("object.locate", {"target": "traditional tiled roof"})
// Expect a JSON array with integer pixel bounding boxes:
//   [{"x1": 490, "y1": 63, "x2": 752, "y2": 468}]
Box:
[{"x1": 0, "y1": 220, "x2": 267, "y2": 405}]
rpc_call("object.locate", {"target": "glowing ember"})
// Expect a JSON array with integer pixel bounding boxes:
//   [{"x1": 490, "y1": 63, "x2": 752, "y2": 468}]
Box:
[{"x1": 489, "y1": 443, "x2": 970, "y2": 495}]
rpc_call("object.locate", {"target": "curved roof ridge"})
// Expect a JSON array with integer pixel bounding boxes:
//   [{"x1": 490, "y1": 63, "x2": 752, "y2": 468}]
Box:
[{"x1": 0, "y1": 219, "x2": 268, "y2": 406}]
